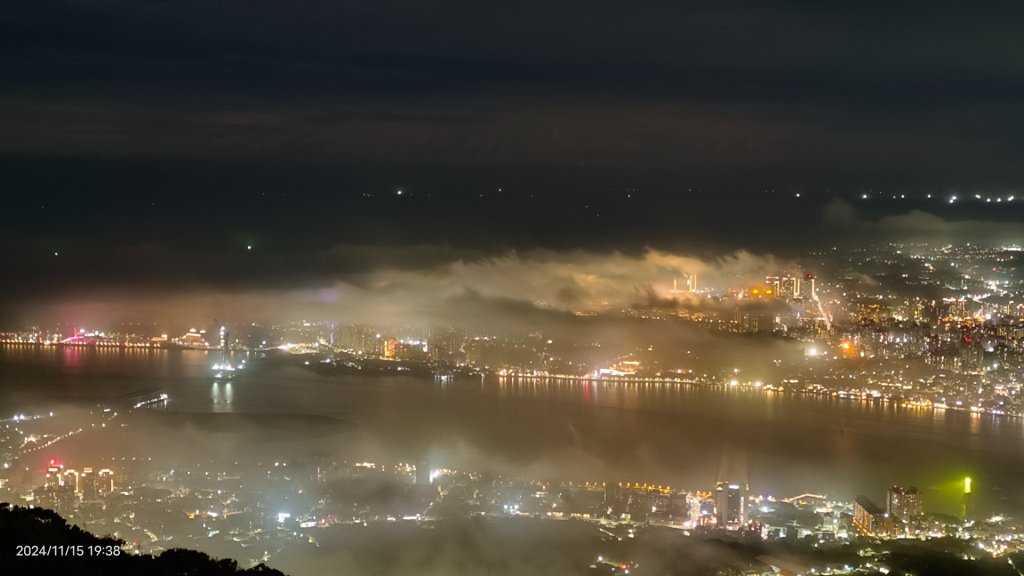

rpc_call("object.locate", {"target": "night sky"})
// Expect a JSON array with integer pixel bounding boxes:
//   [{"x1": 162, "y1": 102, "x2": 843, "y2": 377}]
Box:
[{"x1": 2, "y1": 0, "x2": 1024, "y2": 321}]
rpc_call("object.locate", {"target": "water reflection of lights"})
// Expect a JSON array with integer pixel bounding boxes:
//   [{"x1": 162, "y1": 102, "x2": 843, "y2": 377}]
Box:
[{"x1": 211, "y1": 381, "x2": 234, "y2": 409}]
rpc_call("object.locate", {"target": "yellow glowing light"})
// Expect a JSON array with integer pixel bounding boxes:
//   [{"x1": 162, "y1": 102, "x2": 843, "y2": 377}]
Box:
[
  {"x1": 752, "y1": 289, "x2": 760, "y2": 295},
  {"x1": 965, "y1": 477, "x2": 972, "y2": 494}
]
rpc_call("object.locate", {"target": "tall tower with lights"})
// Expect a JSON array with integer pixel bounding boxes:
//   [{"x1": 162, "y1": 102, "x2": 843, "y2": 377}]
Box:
[
  {"x1": 962, "y1": 476, "x2": 974, "y2": 521},
  {"x1": 714, "y1": 481, "x2": 748, "y2": 528}
]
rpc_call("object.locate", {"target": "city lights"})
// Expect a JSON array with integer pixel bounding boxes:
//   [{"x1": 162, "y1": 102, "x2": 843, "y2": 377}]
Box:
[{"x1": 0, "y1": 0, "x2": 1019, "y2": 572}]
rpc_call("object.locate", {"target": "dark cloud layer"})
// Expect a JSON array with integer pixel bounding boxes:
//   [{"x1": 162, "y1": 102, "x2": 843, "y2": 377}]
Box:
[
  {"x1": 3, "y1": 200, "x2": 1024, "y2": 328},
  {"x1": 2, "y1": 1, "x2": 1024, "y2": 322},
  {"x1": 824, "y1": 198, "x2": 1024, "y2": 245},
  {"x1": 12, "y1": 246, "x2": 789, "y2": 322},
  {"x1": 3, "y1": 1, "x2": 1024, "y2": 182}
]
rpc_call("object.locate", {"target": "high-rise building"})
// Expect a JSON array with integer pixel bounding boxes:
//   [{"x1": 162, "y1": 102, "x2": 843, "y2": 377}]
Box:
[
  {"x1": 764, "y1": 273, "x2": 807, "y2": 300},
  {"x1": 714, "y1": 481, "x2": 748, "y2": 528},
  {"x1": 80, "y1": 467, "x2": 98, "y2": 500},
  {"x1": 98, "y1": 468, "x2": 115, "y2": 494},
  {"x1": 63, "y1": 469, "x2": 80, "y2": 494},
  {"x1": 45, "y1": 459, "x2": 64, "y2": 488},
  {"x1": 853, "y1": 495, "x2": 884, "y2": 535},
  {"x1": 963, "y1": 476, "x2": 974, "y2": 520},
  {"x1": 781, "y1": 275, "x2": 801, "y2": 299},
  {"x1": 887, "y1": 485, "x2": 923, "y2": 522}
]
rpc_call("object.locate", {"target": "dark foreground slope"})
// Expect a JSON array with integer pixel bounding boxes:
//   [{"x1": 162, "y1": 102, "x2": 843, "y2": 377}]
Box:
[{"x1": 0, "y1": 503, "x2": 285, "y2": 575}]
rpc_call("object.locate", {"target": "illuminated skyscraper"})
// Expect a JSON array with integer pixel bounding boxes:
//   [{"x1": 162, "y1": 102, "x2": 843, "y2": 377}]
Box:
[
  {"x1": 98, "y1": 468, "x2": 115, "y2": 494},
  {"x1": 963, "y1": 476, "x2": 974, "y2": 520},
  {"x1": 63, "y1": 469, "x2": 80, "y2": 494},
  {"x1": 714, "y1": 481, "x2": 748, "y2": 527},
  {"x1": 886, "y1": 485, "x2": 923, "y2": 522},
  {"x1": 853, "y1": 495, "x2": 884, "y2": 535},
  {"x1": 45, "y1": 459, "x2": 64, "y2": 488},
  {"x1": 781, "y1": 275, "x2": 800, "y2": 299},
  {"x1": 80, "y1": 467, "x2": 97, "y2": 500},
  {"x1": 671, "y1": 274, "x2": 699, "y2": 295}
]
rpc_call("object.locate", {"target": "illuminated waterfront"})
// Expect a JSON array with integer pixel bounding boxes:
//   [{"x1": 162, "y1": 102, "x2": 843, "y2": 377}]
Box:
[{"x1": 2, "y1": 344, "x2": 1023, "y2": 520}]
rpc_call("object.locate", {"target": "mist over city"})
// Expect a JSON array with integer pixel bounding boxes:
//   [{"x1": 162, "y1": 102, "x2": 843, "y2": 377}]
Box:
[{"x1": 4, "y1": 2, "x2": 1024, "y2": 576}]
